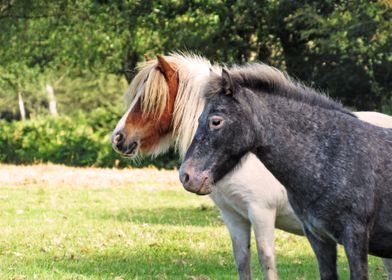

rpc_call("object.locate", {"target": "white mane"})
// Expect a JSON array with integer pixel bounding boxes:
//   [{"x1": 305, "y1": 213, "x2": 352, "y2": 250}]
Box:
[
  {"x1": 125, "y1": 52, "x2": 221, "y2": 158},
  {"x1": 172, "y1": 54, "x2": 222, "y2": 157}
]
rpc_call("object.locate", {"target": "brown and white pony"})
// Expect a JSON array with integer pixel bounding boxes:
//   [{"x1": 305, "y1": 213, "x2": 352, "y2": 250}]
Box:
[{"x1": 112, "y1": 53, "x2": 392, "y2": 280}]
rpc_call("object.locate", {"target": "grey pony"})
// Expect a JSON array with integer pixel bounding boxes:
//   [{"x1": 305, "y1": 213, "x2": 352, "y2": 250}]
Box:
[{"x1": 179, "y1": 65, "x2": 392, "y2": 280}]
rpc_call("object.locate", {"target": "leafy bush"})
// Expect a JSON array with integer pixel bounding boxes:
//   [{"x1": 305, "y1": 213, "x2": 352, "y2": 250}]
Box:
[{"x1": 0, "y1": 112, "x2": 179, "y2": 169}]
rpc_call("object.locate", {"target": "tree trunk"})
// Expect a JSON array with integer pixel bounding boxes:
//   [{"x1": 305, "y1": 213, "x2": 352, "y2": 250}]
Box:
[
  {"x1": 18, "y1": 91, "x2": 26, "y2": 121},
  {"x1": 46, "y1": 84, "x2": 58, "y2": 117}
]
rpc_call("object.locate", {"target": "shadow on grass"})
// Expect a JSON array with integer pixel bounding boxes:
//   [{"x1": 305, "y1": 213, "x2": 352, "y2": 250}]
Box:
[
  {"x1": 276, "y1": 253, "x2": 387, "y2": 280},
  {"x1": 26, "y1": 251, "x2": 388, "y2": 279},
  {"x1": 30, "y1": 249, "x2": 238, "y2": 279},
  {"x1": 92, "y1": 205, "x2": 224, "y2": 227}
]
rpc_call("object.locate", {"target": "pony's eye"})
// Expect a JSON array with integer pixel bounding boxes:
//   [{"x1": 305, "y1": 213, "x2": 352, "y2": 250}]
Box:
[{"x1": 209, "y1": 116, "x2": 224, "y2": 129}]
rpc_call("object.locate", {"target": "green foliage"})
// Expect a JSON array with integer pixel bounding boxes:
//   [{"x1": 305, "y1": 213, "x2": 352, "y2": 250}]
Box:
[
  {"x1": 269, "y1": 0, "x2": 392, "y2": 110},
  {"x1": 0, "y1": 115, "x2": 180, "y2": 168},
  {"x1": 1, "y1": 0, "x2": 391, "y2": 114}
]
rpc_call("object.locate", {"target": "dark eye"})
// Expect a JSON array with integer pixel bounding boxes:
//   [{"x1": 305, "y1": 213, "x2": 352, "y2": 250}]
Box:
[{"x1": 209, "y1": 116, "x2": 224, "y2": 129}]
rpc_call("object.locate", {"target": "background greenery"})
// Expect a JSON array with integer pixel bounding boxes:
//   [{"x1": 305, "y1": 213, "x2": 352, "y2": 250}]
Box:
[{"x1": 1, "y1": 0, "x2": 392, "y2": 167}]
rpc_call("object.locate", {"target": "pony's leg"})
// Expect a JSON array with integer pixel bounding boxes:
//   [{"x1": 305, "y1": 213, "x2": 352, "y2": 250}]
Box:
[
  {"x1": 342, "y1": 225, "x2": 369, "y2": 280},
  {"x1": 304, "y1": 227, "x2": 338, "y2": 280},
  {"x1": 249, "y1": 207, "x2": 279, "y2": 280},
  {"x1": 382, "y1": 258, "x2": 392, "y2": 280},
  {"x1": 220, "y1": 208, "x2": 252, "y2": 280}
]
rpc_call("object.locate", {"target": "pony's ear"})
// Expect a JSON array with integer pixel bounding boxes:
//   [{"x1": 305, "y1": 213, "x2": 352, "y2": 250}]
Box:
[
  {"x1": 156, "y1": 54, "x2": 175, "y2": 80},
  {"x1": 221, "y1": 68, "x2": 235, "y2": 95},
  {"x1": 144, "y1": 54, "x2": 152, "y2": 62}
]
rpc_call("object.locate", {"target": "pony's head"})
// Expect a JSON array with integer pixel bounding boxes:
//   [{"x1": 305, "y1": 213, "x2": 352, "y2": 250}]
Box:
[
  {"x1": 179, "y1": 69, "x2": 256, "y2": 195},
  {"x1": 112, "y1": 55, "x2": 179, "y2": 157}
]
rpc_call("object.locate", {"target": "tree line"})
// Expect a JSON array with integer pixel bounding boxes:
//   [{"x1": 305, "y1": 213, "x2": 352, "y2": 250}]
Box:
[{"x1": 1, "y1": 0, "x2": 391, "y2": 118}]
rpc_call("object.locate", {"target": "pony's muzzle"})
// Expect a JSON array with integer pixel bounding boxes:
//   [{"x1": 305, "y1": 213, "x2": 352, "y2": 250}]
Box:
[
  {"x1": 112, "y1": 131, "x2": 138, "y2": 157},
  {"x1": 179, "y1": 161, "x2": 212, "y2": 195}
]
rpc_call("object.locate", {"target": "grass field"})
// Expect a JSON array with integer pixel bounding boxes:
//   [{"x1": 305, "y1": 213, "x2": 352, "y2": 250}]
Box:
[{"x1": 0, "y1": 164, "x2": 387, "y2": 280}]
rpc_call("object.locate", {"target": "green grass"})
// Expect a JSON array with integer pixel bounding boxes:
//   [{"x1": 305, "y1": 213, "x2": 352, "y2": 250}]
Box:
[{"x1": 0, "y1": 165, "x2": 388, "y2": 280}]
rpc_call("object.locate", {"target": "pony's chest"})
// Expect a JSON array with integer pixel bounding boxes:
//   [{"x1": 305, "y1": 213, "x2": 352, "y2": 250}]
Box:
[
  {"x1": 211, "y1": 177, "x2": 286, "y2": 222},
  {"x1": 208, "y1": 153, "x2": 290, "y2": 223},
  {"x1": 210, "y1": 179, "x2": 254, "y2": 219}
]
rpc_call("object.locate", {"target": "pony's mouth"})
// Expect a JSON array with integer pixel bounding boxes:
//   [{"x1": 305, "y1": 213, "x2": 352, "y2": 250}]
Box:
[
  {"x1": 196, "y1": 177, "x2": 213, "y2": 195},
  {"x1": 111, "y1": 131, "x2": 139, "y2": 157},
  {"x1": 122, "y1": 141, "x2": 138, "y2": 157},
  {"x1": 112, "y1": 140, "x2": 139, "y2": 157}
]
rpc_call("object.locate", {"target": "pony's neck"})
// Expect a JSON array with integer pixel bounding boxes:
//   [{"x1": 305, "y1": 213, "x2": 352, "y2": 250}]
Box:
[
  {"x1": 171, "y1": 56, "x2": 221, "y2": 158},
  {"x1": 251, "y1": 93, "x2": 355, "y2": 196}
]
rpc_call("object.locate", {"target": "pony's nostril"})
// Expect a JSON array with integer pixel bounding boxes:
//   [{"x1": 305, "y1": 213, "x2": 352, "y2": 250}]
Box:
[
  {"x1": 183, "y1": 173, "x2": 190, "y2": 184},
  {"x1": 113, "y1": 132, "x2": 125, "y2": 146},
  {"x1": 179, "y1": 169, "x2": 190, "y2": 185}
]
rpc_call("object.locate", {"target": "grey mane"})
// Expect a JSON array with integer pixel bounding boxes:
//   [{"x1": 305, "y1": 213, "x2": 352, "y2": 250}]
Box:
[{"x1": 206, "y1": 63, "x2": 356, "y2": 117}]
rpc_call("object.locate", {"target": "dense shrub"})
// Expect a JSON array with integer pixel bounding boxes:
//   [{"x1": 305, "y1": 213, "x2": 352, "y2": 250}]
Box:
[{"x1": 0, "y1": 113, "x2": 179, "y2": 169}]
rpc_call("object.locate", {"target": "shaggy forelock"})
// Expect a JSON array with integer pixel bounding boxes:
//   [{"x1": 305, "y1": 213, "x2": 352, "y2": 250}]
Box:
[{"x1": 124, "y1": 59, "x2": 171, "y2": 118}]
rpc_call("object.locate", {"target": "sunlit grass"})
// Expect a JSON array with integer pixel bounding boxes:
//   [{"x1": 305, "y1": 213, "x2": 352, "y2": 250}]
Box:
[{"x1": 0, "y1": 164, "x2": 387, "y2": 279}]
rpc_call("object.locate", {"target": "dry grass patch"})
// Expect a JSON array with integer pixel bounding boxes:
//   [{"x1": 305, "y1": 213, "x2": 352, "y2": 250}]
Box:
[{"x1": 0, "y1": 164, "x2": 180, "y2": 190}]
